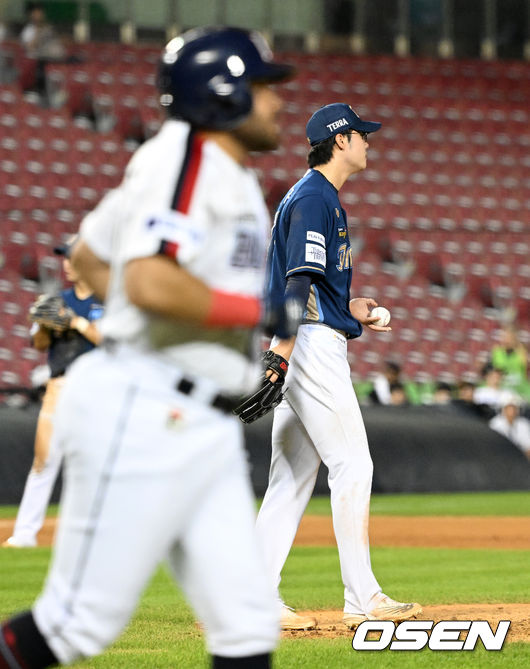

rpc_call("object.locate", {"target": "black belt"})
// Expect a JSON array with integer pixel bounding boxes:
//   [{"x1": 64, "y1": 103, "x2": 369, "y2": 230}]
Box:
[
  {"x1": 176, "y1": 378, "x2": 242, "y2": 415},
  {"x1": 102, "y1": 340, "x2": 242, "y2": 414}
]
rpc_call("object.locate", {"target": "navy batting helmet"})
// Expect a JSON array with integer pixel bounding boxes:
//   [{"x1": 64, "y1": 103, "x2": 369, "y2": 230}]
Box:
[{"x1": 157, "y1": 26, "x2": 295, "y2": 130}]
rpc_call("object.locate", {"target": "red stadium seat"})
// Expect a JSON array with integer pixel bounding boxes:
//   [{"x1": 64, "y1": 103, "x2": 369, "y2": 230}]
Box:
[{"x1": 1, "y1": 46, "x2": 529, "y2": 391}]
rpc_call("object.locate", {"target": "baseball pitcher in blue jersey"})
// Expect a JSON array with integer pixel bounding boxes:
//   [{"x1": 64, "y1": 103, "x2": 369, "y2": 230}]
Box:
[
  {"x1": 2, "y1": 239, "x2": 103, "y2": 549},
  {"x1": 256, "y1": 103, "x2": 422, "y2": 630}
]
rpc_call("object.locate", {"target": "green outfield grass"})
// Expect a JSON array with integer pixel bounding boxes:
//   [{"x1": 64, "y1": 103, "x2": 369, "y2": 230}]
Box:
[
  {"x1": 304, "y1": 491, "x2": 530, "y2": 516},
  {"x1": 277, "y1": 640, "x2": 530, "y2": 668},
  {"x1": 0, "y1": 504, "x2": 60, "y2": 519},
  {"x1": 0, "y1": 490, "x2": 528, "y2": 519},
  {"x1": 0, "y1": 495, "x2": 528, "y2": 667},
  {"x1": 280, "y1": 546, "x2": 529, "y2": 607},
  {"x1": 0, "y1": 543, "x2": 528, "y2": 668}
]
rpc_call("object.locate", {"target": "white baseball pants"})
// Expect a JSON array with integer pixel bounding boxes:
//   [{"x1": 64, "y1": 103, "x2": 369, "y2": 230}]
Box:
[
  {"x1": 255, "y1": 323, "x2": 382, "y2": 614},
  {"x1": 9, "y1": 445, "x2": 62, "y2": 547},
  {"x1": 33, "y1": 347, "x2": 279, "y2": 663},
  {"x1": 10, "y1": 377, "x2": 65, "y2": 547}
]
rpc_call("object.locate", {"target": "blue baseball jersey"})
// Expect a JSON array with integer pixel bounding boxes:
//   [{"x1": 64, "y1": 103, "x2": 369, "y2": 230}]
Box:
[
  {"x1": 47, "y1": 288, "x2": 104, "y2": 378},
  {"x1": 266, "y1": 169, "x2": 362, "y2": 338}
]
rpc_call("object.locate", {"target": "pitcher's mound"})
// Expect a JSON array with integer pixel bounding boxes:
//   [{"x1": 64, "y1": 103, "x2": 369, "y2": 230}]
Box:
[{"x1": 282, "y1": 604, "x2": 530, "y2": 642}]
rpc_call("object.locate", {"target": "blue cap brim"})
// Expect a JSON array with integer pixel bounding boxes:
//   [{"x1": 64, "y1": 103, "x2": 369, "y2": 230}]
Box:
[
  {"x1": 357, "y1": 120, "x2": 382, "y2": 133},
  {"x1": 53, "y1": 245, "x2": 69, "y2": 256}
]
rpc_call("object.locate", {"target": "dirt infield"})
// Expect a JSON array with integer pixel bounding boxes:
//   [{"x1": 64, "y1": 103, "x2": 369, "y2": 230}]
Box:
[
  {"x1": 2, "y1": 515, "x2": 529, "y2": 642},
  {"x1": 2, "y1": 514, "x2": 528, "y2": 550},
  {"x1": 295, "y1": 514, "x2": 530, "y2": 550}
]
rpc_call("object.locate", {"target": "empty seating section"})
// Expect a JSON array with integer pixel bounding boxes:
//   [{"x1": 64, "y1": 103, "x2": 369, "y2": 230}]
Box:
[
  {"x1": 263, "y1": 53, "x2": 529, "y2": 383},
  {"x1": 0, "y1": 44, "x2": 529, "y2": 386}
]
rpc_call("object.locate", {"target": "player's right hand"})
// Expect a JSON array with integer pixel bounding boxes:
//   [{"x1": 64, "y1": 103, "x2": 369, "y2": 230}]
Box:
[{"x1": 350, "y1": 297, "x2": 392, "y2": 332}]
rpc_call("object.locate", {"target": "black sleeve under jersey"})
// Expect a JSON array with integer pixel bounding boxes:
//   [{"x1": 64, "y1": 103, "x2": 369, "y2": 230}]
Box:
[{"x1": 285, "y1": 272, "x2": 312, "y2": 305}]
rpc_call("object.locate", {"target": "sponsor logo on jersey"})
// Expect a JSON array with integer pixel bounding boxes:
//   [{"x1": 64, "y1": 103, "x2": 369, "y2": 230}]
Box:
[
  {"x1": 336, "y1": 243, "x2": 353, "y2": 271},
  {"x1": 338, "y1": 227, "x2": 347, "y2": 238},
  {"x1": 326, "y1": 118, "x2": 348, "y2": 132},
  {"x1": 146, "y1": 212, "x2": 202, "y2": 243},
  {"x1": 305, "y1": 243, "x2": 326, "y2": 266},
  {"x1": 306, "y1": 231, "x2": 325, "y2": 247},
  {"x1": 351, "y1": 620, "x2": 510, "y2": 652}
]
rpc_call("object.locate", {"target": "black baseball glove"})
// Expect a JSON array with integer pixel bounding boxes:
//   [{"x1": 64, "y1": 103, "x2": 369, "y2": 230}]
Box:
[
  {"x1": 233, "y1": 350, "x2": 289, "y2": 424},
  {"x1": 29, "y1": 294, "x2": 75, "y2": 332}
]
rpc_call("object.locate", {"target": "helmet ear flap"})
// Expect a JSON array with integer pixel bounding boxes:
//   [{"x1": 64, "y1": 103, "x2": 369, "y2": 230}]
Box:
[{"x1": 204, "y1": 79, "x2": 252, "y2": 128}]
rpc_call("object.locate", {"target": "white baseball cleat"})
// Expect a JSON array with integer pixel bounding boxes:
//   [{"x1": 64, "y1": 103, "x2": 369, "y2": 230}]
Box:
[
  {"x1": 1, "y1": 536, "x2": 37, "y2": 548},
  {"x1": 281, "y1": 605, "x2": 317, "y2": 631},
  {"x1": 343, "y1": 594, "x2": 423, "y2": 629}
]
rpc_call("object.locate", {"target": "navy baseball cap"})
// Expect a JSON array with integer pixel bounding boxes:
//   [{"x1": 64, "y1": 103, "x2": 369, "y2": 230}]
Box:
[
  {"x1": 53, "y1": 234, "x2": 78, "y2": 257},
  {"x1": 306, "y1": 103, "x2": 381, "y2": 146}
]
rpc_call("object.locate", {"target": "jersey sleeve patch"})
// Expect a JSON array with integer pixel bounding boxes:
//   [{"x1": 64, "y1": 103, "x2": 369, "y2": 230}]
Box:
[
  {"x1": 145, "y1": 211, "x2": 205, "y2": 265},
  {"x1": 306, "y1": 230, "x2": 326, "y2": 247},
  {"x1": 285, "y1": 195, "x2": 329, "y2": 276},
  {"x1": 305, "y1": 243, "x2": 326, "y2": 266}
]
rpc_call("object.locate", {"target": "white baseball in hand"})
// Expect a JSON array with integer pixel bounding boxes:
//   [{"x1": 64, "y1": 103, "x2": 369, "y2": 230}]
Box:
[{"x1": 371, "y1": 306, "x2": 391, "y2": 326}]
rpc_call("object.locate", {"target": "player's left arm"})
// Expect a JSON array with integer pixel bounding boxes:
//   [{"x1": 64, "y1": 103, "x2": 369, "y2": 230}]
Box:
[
  {"x1": 125, "y1": 254, "x2": 264, "y2": 329},
  {"x1": 268, "y1": 272, "x2": 312, "y2": 379},
  {"x1": 349, "y1": 297, "x2": 391, "y2": 332},
  {"x1": 271, "y1": 337, "x2": 296, "y2": 361},
  {"x1": 268, "y1": 194, "x2": 329, "y2": 369},
  {"x1": 70, "y1": 239, "x2": 110, "y2": 301},
  {"x1": 69, "y1": 314, "x2": 103, "y2": 345}
]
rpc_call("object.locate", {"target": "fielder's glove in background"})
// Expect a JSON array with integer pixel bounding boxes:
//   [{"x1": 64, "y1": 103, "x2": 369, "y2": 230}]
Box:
[
  {"x1": 29, "y1": 294, "x2": 75, "y2": 332},
  {"x1": 234, "y1": 350, "x2": 289, "y2": 424}
]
